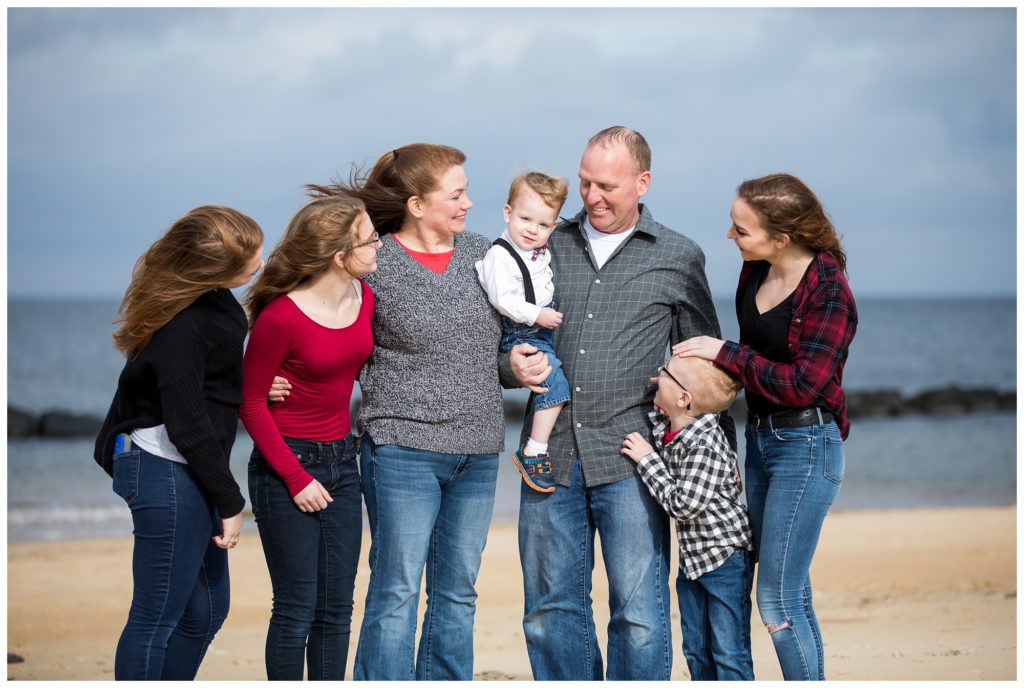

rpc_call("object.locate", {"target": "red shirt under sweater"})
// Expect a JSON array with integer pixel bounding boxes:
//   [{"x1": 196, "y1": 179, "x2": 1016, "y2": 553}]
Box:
[
  {"x1": 394, "y1": 235, "x2": 454, "y2": 274},
  {"x1": 240, "y1": 285, "x2": 374, "y2": 497}
]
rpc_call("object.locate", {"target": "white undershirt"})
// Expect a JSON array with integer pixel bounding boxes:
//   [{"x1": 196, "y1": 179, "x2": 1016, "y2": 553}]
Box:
[
  {"x1": 583, "y1": 216, "x2": 636, "y2": 269},
  {"x1": 131, "y1": 425, "x2": 187, "y2": 464}
]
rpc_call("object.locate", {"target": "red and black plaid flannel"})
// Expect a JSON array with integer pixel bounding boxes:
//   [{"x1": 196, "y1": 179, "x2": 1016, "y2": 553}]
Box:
[{"x1": 715, "y1": 252, "x2": 858, "y2": 439}]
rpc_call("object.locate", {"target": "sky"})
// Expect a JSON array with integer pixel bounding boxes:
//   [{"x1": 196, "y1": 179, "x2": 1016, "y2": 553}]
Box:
[{"x1": 6, "y1": 7, "x2": 1017, "y2": 299}]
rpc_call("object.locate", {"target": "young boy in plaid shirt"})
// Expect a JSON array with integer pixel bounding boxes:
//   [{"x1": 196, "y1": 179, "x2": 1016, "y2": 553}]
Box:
[{"x1": 621, "y1": 356, "x2": 754, "y2": 681}]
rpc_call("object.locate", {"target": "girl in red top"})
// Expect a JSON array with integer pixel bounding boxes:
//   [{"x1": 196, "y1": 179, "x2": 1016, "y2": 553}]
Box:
[
  {"x1": 241, "y1": 194, "x2": 381, "y2": 680},
  {"x1": 674, "y1": 174, "x2": 857, "y2": 681}
]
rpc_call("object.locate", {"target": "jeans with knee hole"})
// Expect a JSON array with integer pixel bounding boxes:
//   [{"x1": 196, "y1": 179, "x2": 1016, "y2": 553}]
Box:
[
  {"x1": 113, "y1": 446, "x2": 230, "y2": 680},
  {"x1": 744, "y1": 420, "x2": 844, "y2": 680}
]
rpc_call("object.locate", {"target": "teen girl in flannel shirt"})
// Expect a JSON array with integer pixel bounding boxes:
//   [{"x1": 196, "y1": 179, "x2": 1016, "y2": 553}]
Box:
[{"x1": 675, "y1": 173, "x2": 857, "y2": 681}]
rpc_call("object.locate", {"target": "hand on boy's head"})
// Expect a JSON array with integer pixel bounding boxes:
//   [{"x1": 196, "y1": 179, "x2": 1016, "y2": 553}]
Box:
[
  {"x1": 621, "y1": 432, "x2": 654, "y2": 463},
  {"x1": 510, "y1": 342, "x2": 551, "y2": 394},
  {"x1": 535, "y1": 308, "x2": 563, "y2": 329}
]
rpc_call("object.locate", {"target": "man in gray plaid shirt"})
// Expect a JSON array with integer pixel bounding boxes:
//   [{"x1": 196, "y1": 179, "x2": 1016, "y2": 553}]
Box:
[
  {"x1": 502, "y1": 126, "x2": 735, "y2": 680},
  {"x1": 623, "y1": 355, "x2": 754, "y2": 681}
]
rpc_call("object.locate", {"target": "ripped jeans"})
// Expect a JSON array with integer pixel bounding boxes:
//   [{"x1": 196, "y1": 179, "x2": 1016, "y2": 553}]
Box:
[{"x1": 744, "y1": 420, "x2": 844, "y2": 681}]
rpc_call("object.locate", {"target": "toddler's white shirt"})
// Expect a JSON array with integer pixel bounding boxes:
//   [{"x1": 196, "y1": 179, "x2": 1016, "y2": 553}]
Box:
[{"x1": 475, "y1": 229, "x2": 555, "y2": 325}]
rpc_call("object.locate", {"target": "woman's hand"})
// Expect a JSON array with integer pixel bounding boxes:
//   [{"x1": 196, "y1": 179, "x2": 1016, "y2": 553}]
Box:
[
  {"x1": 672, "y1": 336, "x2": 726, "y2": 361},
  {"x1": 621, "y1": 432, "x2": 655, "y2": 463},
  {"x1": 268, "y1": 375, "x2": 292, "y2": 403},
  {"x1": 293, "y1": 479, "x2": 333, "y2": 513},
  {"x1": 510, "y1": 342, "x2": 551, "y2": 394},
  {"x1": 212, "y1": 513, "x2": 243, "y2": 550}
]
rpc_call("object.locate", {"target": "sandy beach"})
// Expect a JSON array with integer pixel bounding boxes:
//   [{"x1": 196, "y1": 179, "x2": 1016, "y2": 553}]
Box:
[{"x1": 7, "y1": 505, "x2": 1016, "y2": 681}]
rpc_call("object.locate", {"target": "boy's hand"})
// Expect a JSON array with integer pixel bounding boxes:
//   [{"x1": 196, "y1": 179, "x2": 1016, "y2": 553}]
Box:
[
  {"x1": 621, "y1": 432, "x2": 655, "y2": 463},
  {"x1": 535, "y1": 307, "x2": 563, "y2": 329}
]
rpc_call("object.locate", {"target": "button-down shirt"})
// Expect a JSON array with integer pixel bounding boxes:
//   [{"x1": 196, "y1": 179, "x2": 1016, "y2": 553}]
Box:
[
  {"x1": 715, "y1": 252, "x2": 858, "y2": 439},
  {"x1": 637, "y1": 412, "x2": 753, "y2": 580},
  {"x1": 502, "y1": 204, "x2": 730, "y2": 487},
  {"x1": 474, "y1": 229, "x2": 555, "y2": 325}
]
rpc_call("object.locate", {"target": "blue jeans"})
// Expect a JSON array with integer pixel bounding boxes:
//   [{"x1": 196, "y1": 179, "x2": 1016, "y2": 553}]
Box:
[
  {"x1": 353, "y1": 435, "x2": 499, "y2": 680},
  {"x1": 499, "y1": 311, "x2": 571, "y2": 411},
  {"x1": 112, "y1": 446, "x2": 230, "y2": 680},
  {"x1": 518, "y1": 459, "x2": 673, "y2": 680},
  {"x1": 676, "y1": 549, "x2": 755, "y2": 681},
  {"x1": 248, "y1": 435, "x2": 362, "y2": 680},
  {"x1": 745, "y1": 420, "x2": 844, "y2": 680}
]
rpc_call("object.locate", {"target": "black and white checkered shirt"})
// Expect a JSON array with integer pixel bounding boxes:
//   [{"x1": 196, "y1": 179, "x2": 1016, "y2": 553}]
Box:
[
  {"x1": 501, "y1": 204, "x2": 733, "y2": 487},
  {"x1": 636, "y1": 412, "x2": 753, "y2": 580}
]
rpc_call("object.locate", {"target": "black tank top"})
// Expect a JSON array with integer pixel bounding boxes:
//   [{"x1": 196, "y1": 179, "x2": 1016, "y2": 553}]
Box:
[{"x1": 737, "y1": 262, "x2": 805, "y2": 417}]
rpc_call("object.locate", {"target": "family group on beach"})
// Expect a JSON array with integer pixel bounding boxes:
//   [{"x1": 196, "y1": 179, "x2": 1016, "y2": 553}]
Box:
[{"x1": 93, "y1": 126, "x2": 858, "y2": 682}]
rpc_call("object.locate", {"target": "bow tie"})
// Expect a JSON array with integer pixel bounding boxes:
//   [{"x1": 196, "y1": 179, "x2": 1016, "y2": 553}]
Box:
[{"x1": 531, "y1": 245, "x2": 548, "y2": 261}]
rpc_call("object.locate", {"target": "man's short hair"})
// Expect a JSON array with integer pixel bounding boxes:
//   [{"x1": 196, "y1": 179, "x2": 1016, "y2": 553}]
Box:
[
  {"x1": 675, "y1": 357, "x2": 742, "y2": 415},
  {"x1": 587, "y1": 126, "x2": 652, "y2": 174},
  {"x1": 507, "y1": 171, "x2": 569, "y2": 212}
]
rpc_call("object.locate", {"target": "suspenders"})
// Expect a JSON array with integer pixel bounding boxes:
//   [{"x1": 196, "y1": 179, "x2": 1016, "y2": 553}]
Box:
[{"x1": 492, "y1": 238, "x2": 536, "y2": 305}]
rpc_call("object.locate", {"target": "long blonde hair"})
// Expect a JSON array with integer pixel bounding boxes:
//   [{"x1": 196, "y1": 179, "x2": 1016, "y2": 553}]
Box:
[
  {"x1": 244, "y1": 194, "x2": 367, "y2": 324},
  {"x1": 112, "y1": 206, "x2": 264, "y2": 357}
]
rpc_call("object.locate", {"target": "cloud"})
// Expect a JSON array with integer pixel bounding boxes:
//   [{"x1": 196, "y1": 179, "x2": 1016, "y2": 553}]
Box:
[{"x1": 7, "y1": 7, "x2": 1016, "y2": 297}]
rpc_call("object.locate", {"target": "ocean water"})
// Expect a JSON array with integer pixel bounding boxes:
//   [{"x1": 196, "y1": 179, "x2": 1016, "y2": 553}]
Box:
[{"x1": 6, "y1": 297, "x2": 1017, "y2": 542}]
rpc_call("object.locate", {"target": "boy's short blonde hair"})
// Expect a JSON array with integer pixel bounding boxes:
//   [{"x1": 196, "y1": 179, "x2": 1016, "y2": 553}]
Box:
[
  {"x1": 673, "y1": 357, "x2": 742, "y2": 415},
  {"x1": 507, "y1": 171, "x2": 569, "y2": 212}
]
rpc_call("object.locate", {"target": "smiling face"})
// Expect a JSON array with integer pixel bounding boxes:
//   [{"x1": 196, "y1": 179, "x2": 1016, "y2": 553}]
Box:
[
  {"x1": 503, "y1": 187, "x2": 560, "y2": 251},
  {"x1": 342, "y1": 211, "x2": 381, "y2": 277},
  {"x1": 654, "y1": 356, "x2": 690, "y2": 414},
  {"x1": 417, "y1": 165, "x2": 472, "y2": 237},
  {"x1": 727, "y1": 197, "x2": 783, "y2": 261},
  {"x1": 578, "y1": 141, "x2": 650, "y2": 234}
]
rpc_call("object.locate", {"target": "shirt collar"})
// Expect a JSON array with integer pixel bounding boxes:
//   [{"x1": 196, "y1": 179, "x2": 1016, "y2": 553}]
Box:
[
  {"x1": 565, "y1": 203, "x2": 664, "y2": 239},
  {"x1": 650, "y1": 411, "x2": 720, "y2": 447}
]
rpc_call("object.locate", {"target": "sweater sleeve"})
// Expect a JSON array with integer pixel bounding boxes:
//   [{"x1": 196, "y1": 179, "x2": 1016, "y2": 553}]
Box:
[
  {"x1": 239, "y1": 306, "x2": 315, "y2": 498},
  {"x1": 149, "y1": 317, "x2": 246, "y2": 518}
]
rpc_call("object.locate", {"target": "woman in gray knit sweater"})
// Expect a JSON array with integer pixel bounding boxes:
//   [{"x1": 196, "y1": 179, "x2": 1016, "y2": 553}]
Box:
[{"x1": 300, "y1": 144, "x2": 504, "y2": 680}]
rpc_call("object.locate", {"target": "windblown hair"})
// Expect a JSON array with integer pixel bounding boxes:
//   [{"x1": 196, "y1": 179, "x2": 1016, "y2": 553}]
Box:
[
  {"x1": 112, "y1": 206, "x2": 263, "y2": 357},
  {"x1": 244, "y1": 194, "x2": 367, "y2": 324},
  {"x1": 507, "y1": 171, "x2": 569, "y2": 212},
  {"x1": 306, "y1": 143, "x2": 466, "y2": 235},
  {"x1": 675, "y1": 357, "x2": 742, "y2": 415},
  {"x1": 737, "y1": 173, "x2": 847, "y2": 274},
  {"x1": 587, "y1": 125, "x2": 652, "y2": 173}
]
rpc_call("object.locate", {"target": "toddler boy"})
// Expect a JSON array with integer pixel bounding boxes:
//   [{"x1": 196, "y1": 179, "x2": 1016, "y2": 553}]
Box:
[
  {"x1": 621, "y1": 356, "x2": 754, "y2": 681},
  {"x1": 476, "y1": 171, "x2": 569, "y2": 493}
]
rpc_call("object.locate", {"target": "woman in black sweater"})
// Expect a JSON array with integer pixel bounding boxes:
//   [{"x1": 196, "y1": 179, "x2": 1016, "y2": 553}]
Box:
[{"x1": 94, "y1": 206, "x2": 263, "y2": 680}]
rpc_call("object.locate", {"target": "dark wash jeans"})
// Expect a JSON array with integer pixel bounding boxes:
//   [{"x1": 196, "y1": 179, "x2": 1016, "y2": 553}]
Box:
[
  {"x1": 248, "y1": 435, "x2": 362, "y2": 681},
  {"x1": 112, "y1": 446, "x2": 230, "y2": 680}
]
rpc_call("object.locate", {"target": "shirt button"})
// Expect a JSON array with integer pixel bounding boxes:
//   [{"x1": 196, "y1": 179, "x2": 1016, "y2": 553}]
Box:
[
  {"x1": 580, "y1": 349, "x2": 586, "y2": 354},
  {"x1": 576, "y1": 423, "x2": 582, "y2": 428},
  {"x1": 587, "y1": 313, "x2": 594, "y2": 319},
  {"x1": 595, "y1": 279, "x2": 601, "y2": 284},
  {"x1": 575, "y1": 387, "x2": 581, "y2": 392}
]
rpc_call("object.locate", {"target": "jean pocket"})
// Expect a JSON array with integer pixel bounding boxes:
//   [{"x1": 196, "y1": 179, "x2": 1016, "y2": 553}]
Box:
[
  {"x1": 823, "y1": 435, "x2": 845, "y2": 485},
  {"x1": 112, "y1": 449, "x2": 141, "y2": 505}
]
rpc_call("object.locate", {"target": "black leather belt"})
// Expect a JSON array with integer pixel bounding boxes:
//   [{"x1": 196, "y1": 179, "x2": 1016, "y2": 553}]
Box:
[{"x1": 747, "y1": 407, "x2": 834, "y2": 429}]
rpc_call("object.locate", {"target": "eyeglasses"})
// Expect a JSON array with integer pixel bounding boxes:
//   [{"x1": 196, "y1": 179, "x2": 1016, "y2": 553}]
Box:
[
  {"x1": 349, "y1": 231, "x2": 380, "y2": 250},
  {"x1": 658, "y1": 360, "x2": 687, "y2": 393}
]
